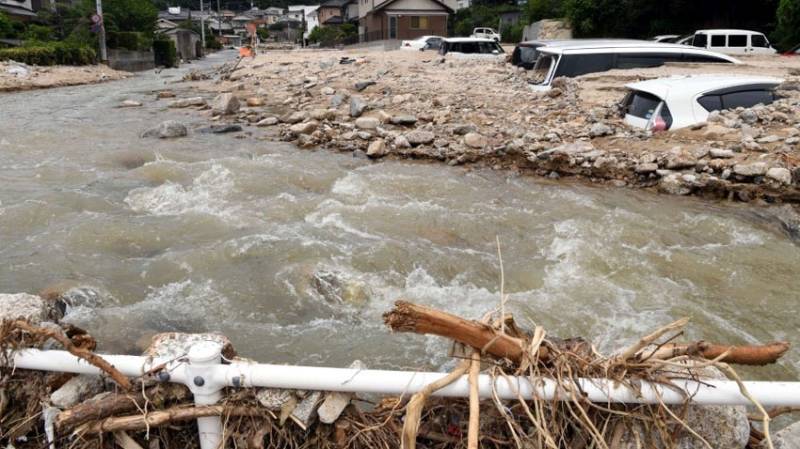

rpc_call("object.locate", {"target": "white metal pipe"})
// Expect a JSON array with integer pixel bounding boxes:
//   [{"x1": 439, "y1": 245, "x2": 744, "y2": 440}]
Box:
[{"x1": 9, "y1": 348, "x2": 800, "y2": 407}]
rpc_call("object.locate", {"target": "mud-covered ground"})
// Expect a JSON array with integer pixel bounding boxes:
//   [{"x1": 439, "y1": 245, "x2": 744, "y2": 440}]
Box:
[
  {"x1": 0, "y1": 61, "x2": 129, "y2": 92},
  {"x1": 164, "y1": 48, "x2": 800, "y2": 204}
]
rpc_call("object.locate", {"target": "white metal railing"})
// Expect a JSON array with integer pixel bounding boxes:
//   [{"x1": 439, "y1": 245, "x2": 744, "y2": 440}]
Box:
[{"x1": 8, "y1": 342, "x2": 800, "y2": 449}]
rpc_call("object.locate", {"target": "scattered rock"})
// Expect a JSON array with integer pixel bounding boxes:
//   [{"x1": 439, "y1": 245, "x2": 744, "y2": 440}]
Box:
[
  {"x1": 141, "y1": 121, "x2": 188, "y2": 139},
  {"x1": 635, "y1": 163, "x2": 658, "y2": 174},
  {"x1": 739, "y1": 109, "x2": 758, "y2": 124},
  {"x1": 119, "y1": 100, "x2": 142, "y2": 108},
  {"x1": 355, "y1": 117, "x2": 379, "y2": 130},
  {"x1": 589, "y1": 122, "x2": 612, "y2": 138},
  {"x1": 156, "y1": 91, "x2": 176, "y2": 99},
  {"x1": 256, "y1": 389, "x2": 293, "y2": 411},
  {"x1": 405, "y1": 130, "x2": 435, "y2": 146},
  {"x1": 168, "y1": 97, "x2": 206, "y2": 108},
  {"x1": 321, "y1": 86, "x2": 335, "y2": 95},
  {"x1": 144, "y1": 332, "x2": 237, "y2": 360},
  {"x1": 257, "y1": 117, "x2": 279, "y2": 127},
  {"x1": 246, "y1": 97, "x2": 264, "y2": 107},
  {"x1": 282, "y1": 111, "x2": 308, "y2": 124},
  {"x1": 354, "y1": 80, "x2": 376, "y2": 92},
  {"x1": 733, "y1": 162, "x2": 768, "y2": 177},
  {"x1": 464, "y1": 132, "x2": 487, "y2": 148},
  {"x1": 317, "y1": 360, "x2": 366, "y2": 424},
  {"x1": 290, "y1": 121, "x2": 318, "y2": 135},
  {"x1": 349, "y1": 96, "x2": 367, "y2": 117},
  {"x1": 767, "y1": 167, "x2": 792, "y2": 184},
  {"x1": 367, "y1": 139, "x2": 387, "y2": 157},
  {"x1": 394, "y1": 135, "x2": 411, "y2": 148},
  {"x1": 659, "y1": 173, "x2": 691, "y2": 195},
  {"x1": 0, "y1": 293, "x2": 50, "y2": 323},
  {"x1": 290, "y1": 391, "x2": 323, "y2": 430},
  {"x1": 452, "y1": 124, "x2": 477, "y2": 135},
  {"x1": 764, "y1": 420, "x2": 800, "y2": 449},
  {"x1": 50, "y1": 375, "x2": 105, "y2": 409},
  {"x1": 211, "y1": 93, "x2": 240, "y2": 115},
  {"x1": 709, "y1": 148, "x2": 735, "y2": 158},
  {"x1": 390, "y1": 114, "x2": 417, "y2": 126},
  {"x1": 198, "y1": 124, "x2": 243, "y2": 134}
]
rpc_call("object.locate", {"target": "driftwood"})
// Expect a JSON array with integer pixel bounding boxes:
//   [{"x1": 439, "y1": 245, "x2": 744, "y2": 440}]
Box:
[
  {"x1": 12, "y1": 320, "x2": 132, "y2": 390},
  {"x1": 383, "y1": 300, "x2": 542, "y2": 363},
  {"x1": 81, "y1": 405, "x2": 264, "y2": 433},
  {"x1": 645, "y1": 341, "x2": 790, "y2": 366}
]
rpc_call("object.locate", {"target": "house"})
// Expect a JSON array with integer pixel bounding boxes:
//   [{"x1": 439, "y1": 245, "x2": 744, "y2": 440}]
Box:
[
  {"x1": 499, "y1": 10, "x2": 521, "y2": 27},
  {"x1": 156, "y1": 18, "x2": 179, "y2": 31},
  {"x1": 358, "y1": 0, "x2": 455, "y2": 42},
  {"x1": 0, "y1": 0, "x2": 37, "y2": 20},
  {"x1": 301, "y1": 6, "x2": 320, "y2": 45},
  {"x1": 160, "y1": 28, "x2": 203, "y2": 60},
  {"x1": 317, "y1": 0, "x2": 348, "y2": 26}
]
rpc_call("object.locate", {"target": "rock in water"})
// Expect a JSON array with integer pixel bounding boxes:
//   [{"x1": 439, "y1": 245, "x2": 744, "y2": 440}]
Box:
[
  {"x1": 350, "y1": 96, "x2": 367, "y2": 117},
  {"x1": 367, "y1": 139, "x2": 387, "y2": 158},
  {"x1": 168, "y1": 97, "x2": 206, "y2": 108},
  {"x1": 141, "y1": 121, "x2": 188, "y2": 139},
  {"x1": 256, "y1": 117, "x2": 279, "y2": 127},
  {"x1": 198, "y1": 124, "x2": 243, "y2": 134},
  {"x1": 0, "y1": 293, "x2": 50, "y2": 323},
  {"x1": 211, "y1": 93, "x2": 240, "y2": 115}
]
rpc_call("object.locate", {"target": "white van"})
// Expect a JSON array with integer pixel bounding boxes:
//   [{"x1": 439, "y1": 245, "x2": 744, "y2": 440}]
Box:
[
  {"x1": 691, "y1": 30, "x2": 776, "y2": 55},
  {"x1": 530, "y1": 42, "x2": 739, "y2": 91}
]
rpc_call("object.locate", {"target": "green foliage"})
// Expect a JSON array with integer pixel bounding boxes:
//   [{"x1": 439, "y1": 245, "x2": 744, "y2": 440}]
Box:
[
  {"x1": 0, "y1": 43, "x2": 96, "y2": 65},
  {"x1": 256, "y1": 27, "x2": 269, "y2": 41},
  {"x1": 106, "y1": 31, "x2": 152, "y2": 50},
  {"x1": 307, "y1": 25, "x2": 355, "y2": 46},
  {"x1": 206, "y1": 33, "x2": 222, "y2": 49},
  {"x1": 452, "y1": 4, "x2": 519, "y2": 41},
  {"x1": 776, "y1": 0, "x2": 800, "y2": 49},
  {"x1": 102, "y1": 0, "x2": 158, "y2": 33},
  {"x1": 527, "y1": 0, "x2": 563, "y2": 21},
  {"x1": 0, "y1": 11, "x2": 14, "y2": 39},
  {"x1": 153, "y1": 37, "x2": 177, "y2": 67}
]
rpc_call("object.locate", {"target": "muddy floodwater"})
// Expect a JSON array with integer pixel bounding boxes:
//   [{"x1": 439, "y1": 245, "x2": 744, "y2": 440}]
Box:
[{"x1": 1, "y1": 52, "x2": 799, "y2": 379}]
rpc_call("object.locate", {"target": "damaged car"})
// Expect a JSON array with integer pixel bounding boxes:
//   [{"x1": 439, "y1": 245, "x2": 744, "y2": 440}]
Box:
[
  {"x1": 621, "y1": 75, "x2": 783, "y2": 131},
  {"x1": 439, "y1": 38, "x2": 505, "y2": 58}
]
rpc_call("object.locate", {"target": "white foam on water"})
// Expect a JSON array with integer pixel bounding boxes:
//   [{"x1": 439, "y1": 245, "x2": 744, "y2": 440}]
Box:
[{"x1": 124, "y1": 164, "x2": 246, "y2": 224}]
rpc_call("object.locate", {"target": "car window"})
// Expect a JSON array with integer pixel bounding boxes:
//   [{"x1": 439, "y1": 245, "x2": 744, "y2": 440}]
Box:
[
  {"x1": 660, "y1": 103, "x2": 673, "y2": 129},
  {"x1": 555, "y1": 53, "x2": 614, "y2": 77},
  {"x1": 682, "y1": 53, "x2": 731, "y2": 63},
  {"x1": 752, "y1": 34, "x2": 769, "y2": 48},
  {"x1": 623, "y1": 91, "x2": 662, "y2": 120},
  {"x1": 516, "y1": 46, "x2": 539, "y2": 66},
  {"x1": 532, "y1": 55, "x2": 555, "y2": 84},
  {"x1": 616, "y1": 53, "x2": 681, "y2": 69},
  {"x1": 729, "y1": 35, "x2": 747, "y2": 47},
  {"x1": 711, "y1": 35, "x2": 726, "y2": 47},
  {"x1": 479, "y1": 42, "x2": 496, "y2": 53},
  {"x1": 697, "y1": 94, "x2": 723, "y2": 112},
  {"x1": 693, "y1": 34, "x2": 707, "y2": 47},
  {"x1": 721, "y1": 90, "x2": 775, "y2": 109}
]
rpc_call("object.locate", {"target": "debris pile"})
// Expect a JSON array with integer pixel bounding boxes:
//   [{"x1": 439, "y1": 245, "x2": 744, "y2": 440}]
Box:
[{"x1": 0, "y1": 290, "x2": 796, "y2": 449}]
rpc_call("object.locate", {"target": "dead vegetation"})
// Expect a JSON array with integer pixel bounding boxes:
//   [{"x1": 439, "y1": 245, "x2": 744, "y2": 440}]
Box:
[{"x1": 0, "y1": 296, "x2": 793, "y2": 449}]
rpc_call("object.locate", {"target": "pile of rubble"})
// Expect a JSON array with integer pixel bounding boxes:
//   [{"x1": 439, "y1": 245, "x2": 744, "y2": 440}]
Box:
[{"x1": 159, "y1": 49, "x2": 800, "y2": 203}]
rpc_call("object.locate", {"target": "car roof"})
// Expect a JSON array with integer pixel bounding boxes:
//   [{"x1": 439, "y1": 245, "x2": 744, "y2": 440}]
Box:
[
  {"x1": 625, "y1": 75, "x2": 783, "y2": 100},
  {"x1": 445, "y1": 37, "x2": 497, "y2": 43},
  {"x1": 537, "y1": 43, "x2": 741, "y2": 63},
  {"x1": 517, "y1": 38, "x2": 643, "y2": 48},
  {"x1": 695, "y1": 29, "x2": 766, "y2": 35}
]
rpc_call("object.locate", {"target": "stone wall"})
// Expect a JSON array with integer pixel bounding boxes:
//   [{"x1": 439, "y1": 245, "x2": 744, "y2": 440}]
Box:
[
  {"x1": 522, "y1": 18, "x2": 572, "y2": 42},
  {"x1": 107, "y1": 49, "x2": 155, "y2": 72}
]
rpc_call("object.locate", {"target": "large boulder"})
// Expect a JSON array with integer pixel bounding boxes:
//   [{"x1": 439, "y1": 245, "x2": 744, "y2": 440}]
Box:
[
  {"x1": 211, "y1": 93, "x2": 240, "y2": 115},
  {"x1": 764, "y1": 421, "x2": 800, "y2": 449},
  {"x1": 0, "y1": 293, "x2": 51, "y2": 323},
  {"x1": 144, "y1": 332, "x2": 237, "y2": 360}
]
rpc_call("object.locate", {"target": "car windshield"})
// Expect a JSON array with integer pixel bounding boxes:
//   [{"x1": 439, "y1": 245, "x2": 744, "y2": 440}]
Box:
[
  {"x1": 622, "y1": 91, "x2": 662, "y2": 120},
  {"x1": 532, "y1": 55, "x2": 555, "y2": 84}
]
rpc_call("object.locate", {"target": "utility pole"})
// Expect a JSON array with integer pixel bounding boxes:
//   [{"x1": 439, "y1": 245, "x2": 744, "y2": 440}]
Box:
[
  {"x1": 95, "y1": 0, "x2": 107, "y2": 62},
  {"x1": 200, "y1": 0, "x2": 206, "y2": 51},
  {"x1": 217, "y1": 0, "x2": 222, "y2": 36}
]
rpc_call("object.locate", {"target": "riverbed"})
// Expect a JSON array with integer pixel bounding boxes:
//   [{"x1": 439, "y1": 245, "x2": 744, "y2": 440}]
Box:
[{"x1": 1, "y1": 52, "x2": 798, "y2": 380}]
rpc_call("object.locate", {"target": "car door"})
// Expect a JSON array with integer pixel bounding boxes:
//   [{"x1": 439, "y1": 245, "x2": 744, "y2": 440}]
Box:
[
  {"x1": 750, "y1": 34, "x2": 775, "y2": 55},
  {"x1": 727, "y1": 33, "x2": 748, "y2": 55}
]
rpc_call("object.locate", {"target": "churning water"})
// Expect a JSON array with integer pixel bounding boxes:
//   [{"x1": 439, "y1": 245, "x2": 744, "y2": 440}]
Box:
[{"x1": 1, "y1": 53, "x2": 799, "y2": 379}]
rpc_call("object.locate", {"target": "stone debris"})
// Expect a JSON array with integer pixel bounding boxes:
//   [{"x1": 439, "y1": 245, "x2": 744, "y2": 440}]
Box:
[
  {"x1": 211, "y1": 92, "x2": 240, "y2": 115},
  {"x1": 168, "y1": 97, "x2": 206, "y2": 108},
  {"x1": 317, "y1": 360, "x2": 366, "y2": 424},
  {"x1": 0, "y1": 293, "x2": 50, "y2": 323},
  {"x1": 50, "y1": 374, "x2": 105, "y2": 409},
  {"x1": 290, "y1": 391, "x2": 323, "y2": 430},
  {"x1": 119, "y1": 100, "x2": 142, "y2": 107},
  {"x1": 141, "y1": 121, "x2": 188, "y2": 139},
  {"x1": 144, "y1": 332, "x2": 237, "y2": 360}
]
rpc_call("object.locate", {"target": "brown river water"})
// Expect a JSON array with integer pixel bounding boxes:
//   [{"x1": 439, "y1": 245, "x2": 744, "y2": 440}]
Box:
[{"x1": 1, "y1": 52, "x2": 799, "y2": 379}]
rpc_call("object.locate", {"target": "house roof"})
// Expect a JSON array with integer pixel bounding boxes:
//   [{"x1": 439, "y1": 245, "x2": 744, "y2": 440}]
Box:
[
  {"x1": 161, "y1": 28, "x2": 201, "y2": 37},
  {"x1": 320, "y1": 0, "x2": 349, "y2": 7},
  {"x1": 0, "y1": 3, "x2": 36, "y2": 17},
  {"x1": 321, "y1": 15, "x2": 344, "y2": 24},
  {"x1": 373, "y1": 0, "x2": 454, "y2": 14}
]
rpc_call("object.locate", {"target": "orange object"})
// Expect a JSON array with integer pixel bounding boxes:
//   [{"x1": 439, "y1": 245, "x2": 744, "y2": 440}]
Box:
[{"x1": 239, "y1": 46, "x2": 253, "y2": 58}]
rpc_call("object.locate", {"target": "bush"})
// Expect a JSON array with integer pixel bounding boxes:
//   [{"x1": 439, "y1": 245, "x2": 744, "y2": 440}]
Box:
[
  {"x1": 256, "y1": 28, "x2": 269, "y2": 41},
  {"x1": 776, "y1": 0, "x2": 800, "y2": 50},
  {"x1": 153, "y1": 38, "x2": 177, "y2": 67},
  {"x1": 107, "y1": 31, "x2": 151, "y2": 51},
  {"x1": 23, "y1": 24, "x2": 53, "y2": 42},
  {"x1": 0, "y1": 43, "x2": 96, "y2": 65},
  {"x1": 205, "y1": 34, "x2": 222, "y2": 49}
]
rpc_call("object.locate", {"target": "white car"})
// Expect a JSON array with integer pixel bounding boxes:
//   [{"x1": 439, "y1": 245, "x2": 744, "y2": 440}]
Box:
[
  {"x1": 439, "y1": 37, "x2": 505, "y2": 59},
  {"x1": 530, "y1": 42, "x2": 739, "y2": 91},
  {"x1": 690, "y1": 29, "x2": 776, "y2": 55},
  {"x1": 471, "y1": 27, "x2": 501, "y2": 42},
  {"x1": 400, "y1": 35, "x2": 444, "y2": 51},
  {"x1": 622, "y1": 75, "x2": 783, "y2": 131}
]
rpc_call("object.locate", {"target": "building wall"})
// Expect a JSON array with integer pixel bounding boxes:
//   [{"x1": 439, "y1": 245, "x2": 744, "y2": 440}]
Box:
[
  {"x1": 318, "y1": 6, "x2": 341, "y2": 25},
  {"x1": 361, "y1": 12, "x2": 445, "y2": 41}
]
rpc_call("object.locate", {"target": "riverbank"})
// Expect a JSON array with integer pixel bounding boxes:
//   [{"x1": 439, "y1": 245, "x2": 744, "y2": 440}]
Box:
[
  {"x1": 0, "y1": 60, "x2": 129, "y2": 92},
  {"x1": 172, "y1": 48, "x2": 800, "y2": 205}
]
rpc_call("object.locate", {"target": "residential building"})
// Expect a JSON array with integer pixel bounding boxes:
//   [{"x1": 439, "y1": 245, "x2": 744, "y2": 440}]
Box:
[
  {"x1": 0, "y1": 0, "x2": 36, "y2": 19},
  {"x1": 160, "y1": 28, "x2": 203, "y2": 60},
  {"x1": 455, "y1": 0, "x2": 469, "y2": 10},
  {"x1": 358, "y1": 0, "x2": 455, "y2": 42},
  {"x1": 302, "y1": 6, "x2": 320, "y2": 44},
  {"x1": 317, "y1": 0, "x2": 348, "y2": 26}
]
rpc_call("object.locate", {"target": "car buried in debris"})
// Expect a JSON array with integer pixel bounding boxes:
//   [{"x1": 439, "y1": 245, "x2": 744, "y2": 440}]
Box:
[
  {"x1": 621, "y1": 75, "x2": 783, "y2": 132},
  {"x1": 400, "y1": 35, "x2": 445, "y2": 51},
  {"x1": 439, "y1": 37, "x2": 505, "y2": 59},
  {"x1": 529, "y1": 42, "x2": 740, "y2": 91}
]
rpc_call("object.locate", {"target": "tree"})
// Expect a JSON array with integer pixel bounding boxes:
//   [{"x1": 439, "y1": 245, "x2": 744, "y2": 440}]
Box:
[
  {"x1": 776, "y1": 0, "x2": 800, "y2": 49},
  {"x1": 527, "y1": 0, "x2": 563, "y2": 21},
  {"x1": 0, "y1": 11, "x2": 14, "y2": 39},
  {"x1": 101, "y1": 0, "x2": 157, "y2": 33}
]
